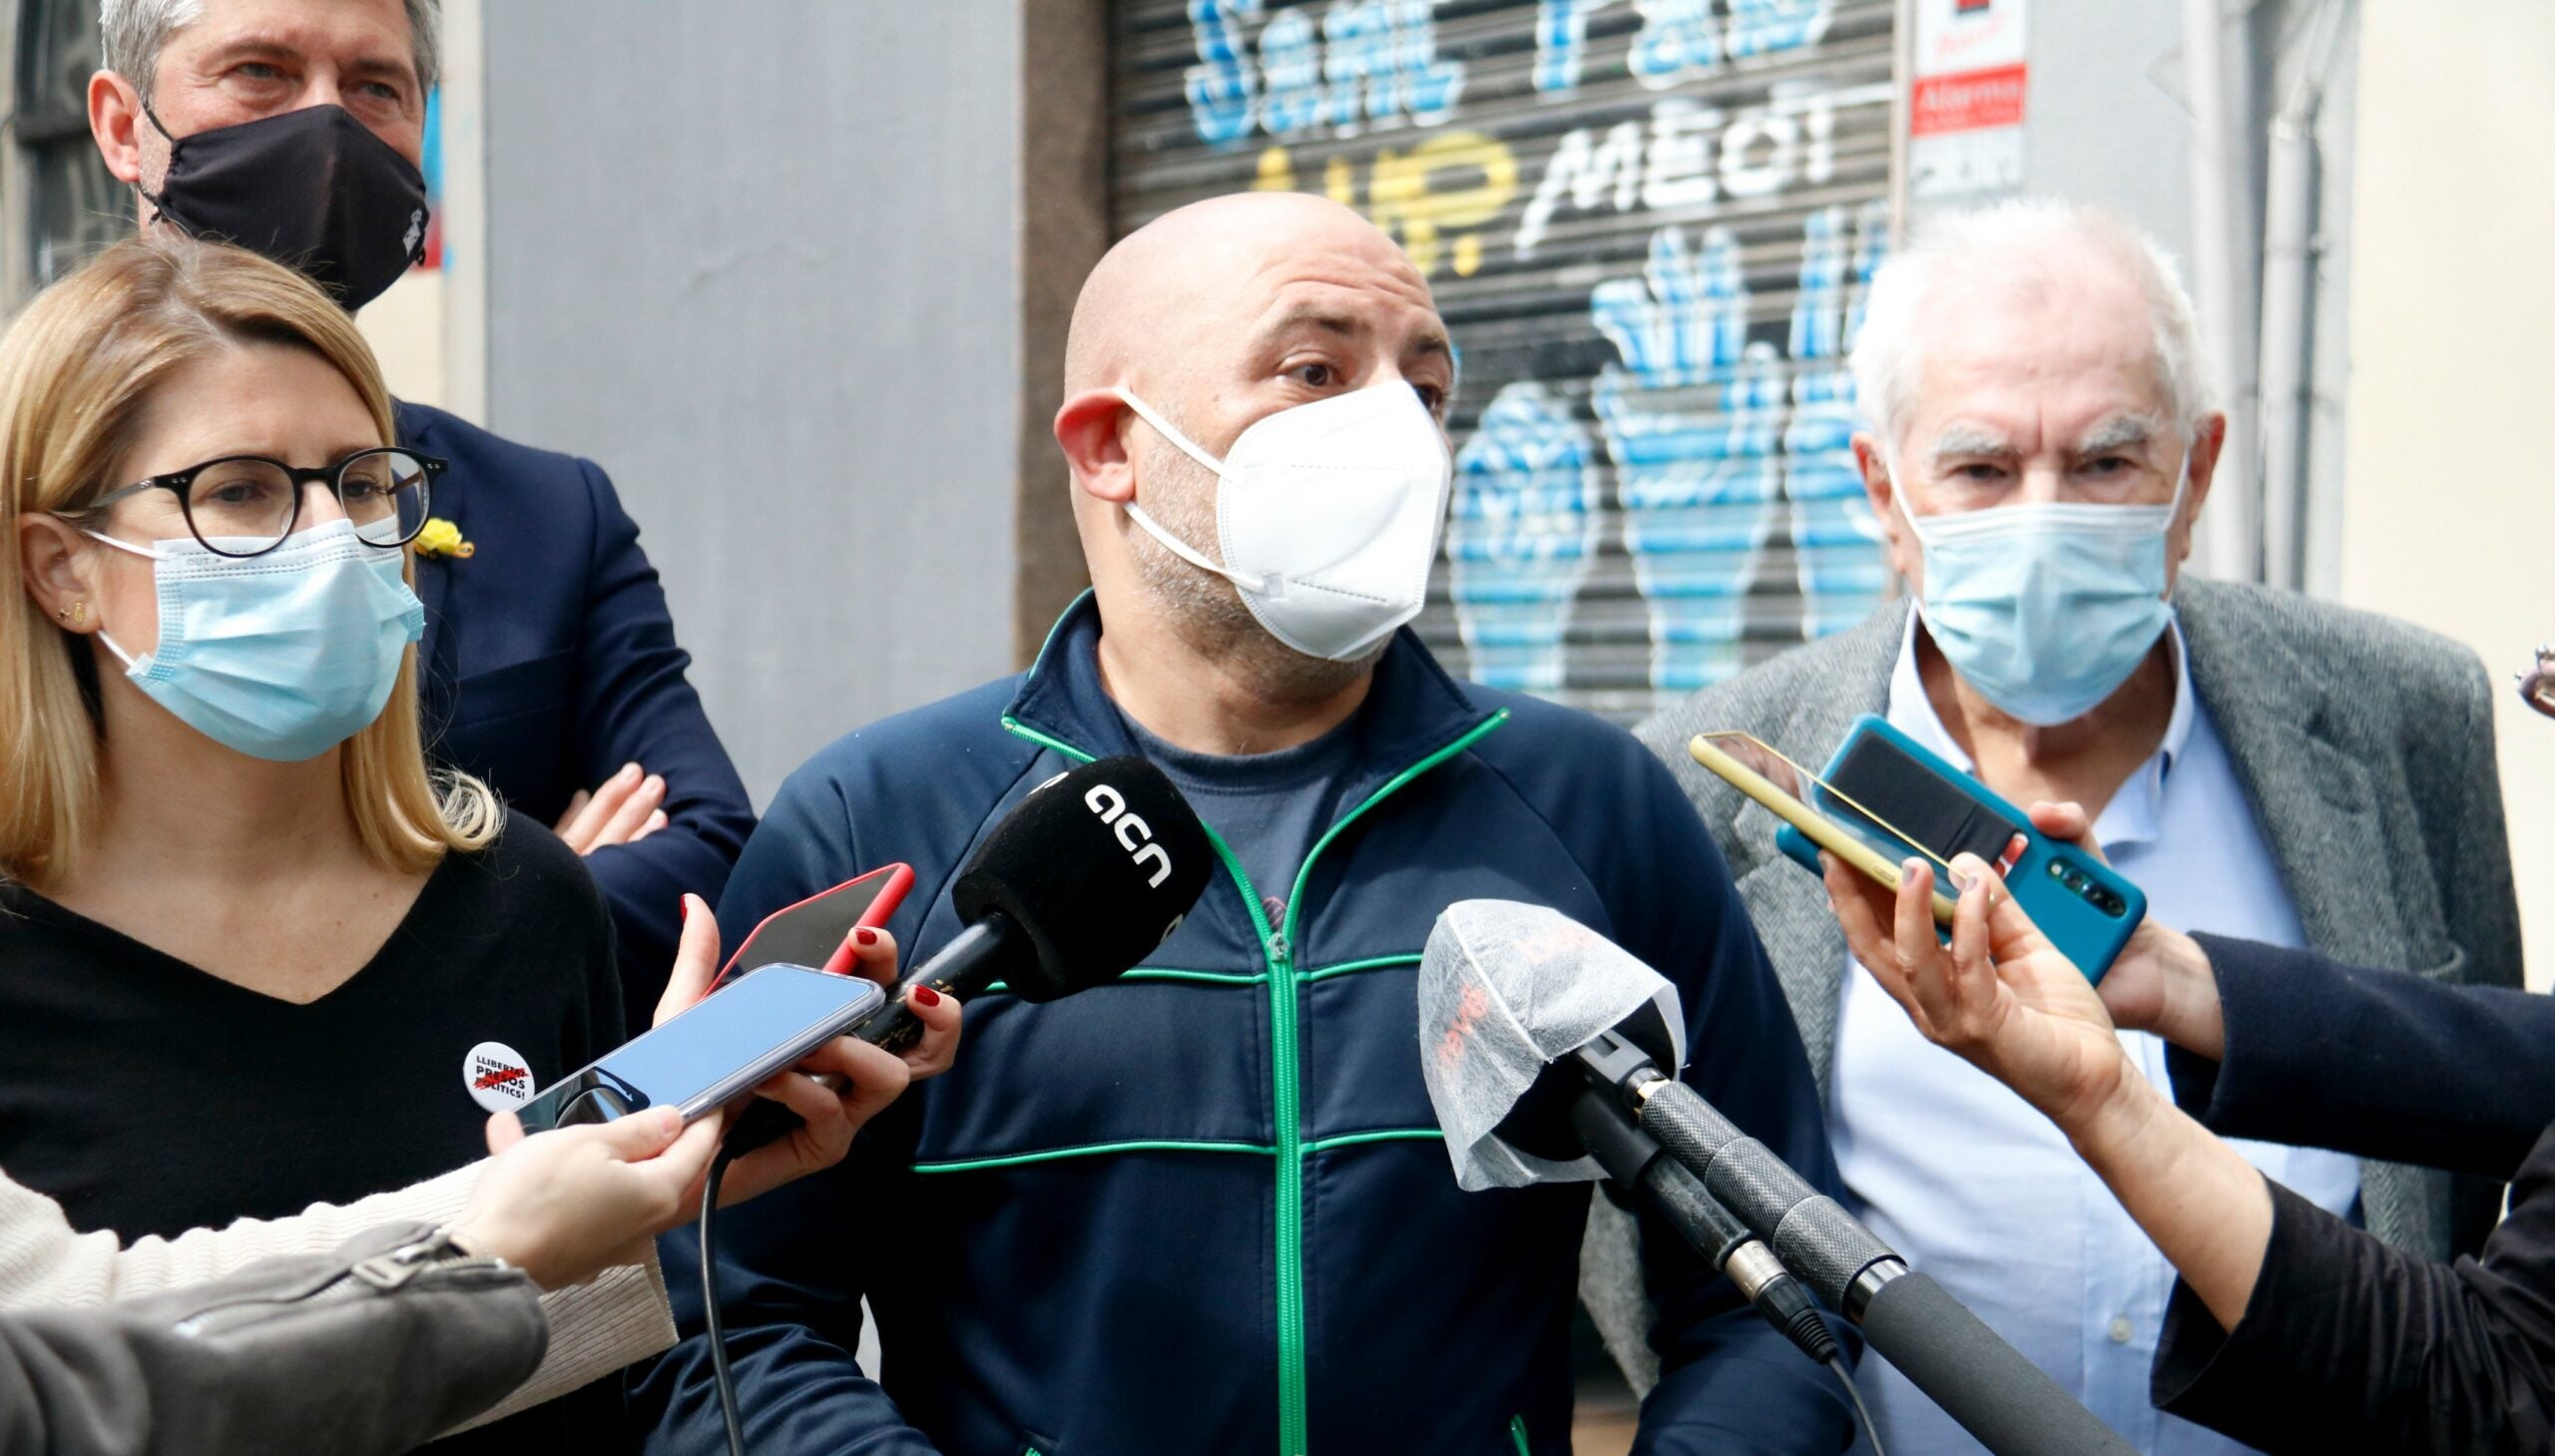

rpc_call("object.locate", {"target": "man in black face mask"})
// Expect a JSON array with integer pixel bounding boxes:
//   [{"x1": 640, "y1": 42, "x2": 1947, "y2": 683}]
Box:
[{"x1": 85, "y1": 0, "x2": 757, "y2": 1009}]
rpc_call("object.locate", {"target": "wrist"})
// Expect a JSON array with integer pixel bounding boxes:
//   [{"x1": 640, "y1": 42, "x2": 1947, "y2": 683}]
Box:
[
  {"x1": 2149, "y1": 927, "x2": 2226, "y2": 1061},
  {"x1": 2051, "y1": 1050, "x2": 2163, "y2": 1155}
]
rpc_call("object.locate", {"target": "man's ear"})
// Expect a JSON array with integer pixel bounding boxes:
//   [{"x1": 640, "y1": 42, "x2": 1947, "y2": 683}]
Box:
[
  {"x1": 1853, "y1": 431, "x2": 1919, "y2": 586},
  {"x1": 2171, "y1": 413, "x2": 2228, "y2": 567},
  {"x1": 89, "y1": 70, "x2": 148, "y2": 187},
  {"x1": 1055, "y1": 389, "x2": 1137, "y2": 506},
  {"x1": 18, "y1": 514, "x2": 99, "y2": 633}
]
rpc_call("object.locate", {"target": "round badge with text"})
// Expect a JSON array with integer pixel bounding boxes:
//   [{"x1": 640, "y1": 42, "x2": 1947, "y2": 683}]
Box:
[{"x1": 464, "y1": 1041, "x2": 535, "y2": 1113}]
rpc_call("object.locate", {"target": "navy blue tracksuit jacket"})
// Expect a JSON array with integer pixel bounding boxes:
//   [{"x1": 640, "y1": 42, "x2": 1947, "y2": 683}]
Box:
[{"x1": 635, "y1": 595, "x2": 1852, "y2": 1455}]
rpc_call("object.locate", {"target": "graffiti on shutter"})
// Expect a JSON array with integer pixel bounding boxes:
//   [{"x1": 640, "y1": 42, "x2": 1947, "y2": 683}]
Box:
[{"x1": 1110, "y1": 0, "x2": 1898, "y2": 723}]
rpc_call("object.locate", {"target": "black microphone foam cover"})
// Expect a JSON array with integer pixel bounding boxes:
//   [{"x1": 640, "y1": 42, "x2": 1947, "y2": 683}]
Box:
[{"x1": 951, "y1": 755, "x2": 1213, "y2": 1000}]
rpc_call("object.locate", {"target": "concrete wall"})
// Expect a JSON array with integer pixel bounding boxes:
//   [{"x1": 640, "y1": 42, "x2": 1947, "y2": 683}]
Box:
[
  {"x1": 481, "y1": 0, "x2": 1026, "y2": 806},
  {"x1": 2338, "y1": 0, "x2": 2555, "y2": 989}
]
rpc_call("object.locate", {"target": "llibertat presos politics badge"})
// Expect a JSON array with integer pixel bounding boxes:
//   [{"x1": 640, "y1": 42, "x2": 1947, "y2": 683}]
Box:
[{"x1": 464, "y1": 1041, "x2": 535, "y2": 1113}]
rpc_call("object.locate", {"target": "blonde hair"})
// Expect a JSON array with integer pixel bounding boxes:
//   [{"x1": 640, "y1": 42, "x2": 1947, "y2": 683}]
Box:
[{"x1": 0, "y1": 236, "x2": 498, "y2": 885}]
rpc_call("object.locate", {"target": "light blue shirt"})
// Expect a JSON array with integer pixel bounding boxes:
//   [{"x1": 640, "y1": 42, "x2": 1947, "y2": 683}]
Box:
[{"x1": 1828, "y1": 616, "x2": 2363, "y2": 1456}]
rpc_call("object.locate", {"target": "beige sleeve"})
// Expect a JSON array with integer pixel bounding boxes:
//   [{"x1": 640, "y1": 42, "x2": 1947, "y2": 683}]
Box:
[{"x1": 0, "y1": 1161, "x2": 676, "y2": 1429}]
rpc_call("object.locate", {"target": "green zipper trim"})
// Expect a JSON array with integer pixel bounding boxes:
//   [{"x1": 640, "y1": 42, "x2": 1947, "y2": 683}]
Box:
[
  {"x1": 913, "y1": 1137, "x2": 1274, "y2": 1175},
  {"x1": 1300, "y1": 953, "x2": 1422, "y2": 983},
  {"x1": 1000, "y1": 716, "x2": 1094, "y2": 764},
  {"x1": 982, "y1": 967, "x2": 1269, "y2": 996},
  {"x1": 1302, "y1": 1127, "x2": 1443, "y2": 1155},
  {"x1": 1272, "y1": 708, "x2": 1509, "y2": 1455},
  {"x1": 1510, "y1": 1413, "x2": 1531, "y2": 1455},
  {"x1": 1000, "y1": 706, "x2": 1512, "y2": 1456}
]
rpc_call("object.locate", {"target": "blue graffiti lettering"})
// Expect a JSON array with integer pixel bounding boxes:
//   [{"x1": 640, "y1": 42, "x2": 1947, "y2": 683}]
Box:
[
  {"x1": 1186, "y1": 0, "x2": 1264, "y2": 146},
  {"x1": 1726, "y1": 0, "x2": 1833, "y2": 59},
  {"x1": 1532, "y1": 0, "x2": 1616, "y2": 94},
  {"x1": 1261, "y1": 9, "x2": 1326, "y2": 136},
  {"x1": 1188, "y1": 0, "x2": 1466, "y2": 144},
  {"x1": 1629, "y1": 0, "x2": 1720, "y2": 89}
]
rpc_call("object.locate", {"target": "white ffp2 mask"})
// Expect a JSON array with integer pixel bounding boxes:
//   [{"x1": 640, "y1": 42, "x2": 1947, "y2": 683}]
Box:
[{"x1": 1114, "y1": 384, "x2": 1452, "y2": 662}]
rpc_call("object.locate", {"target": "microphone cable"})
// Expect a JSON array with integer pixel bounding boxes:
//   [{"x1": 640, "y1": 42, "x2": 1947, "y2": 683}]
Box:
[
  {"x1": 1828, "y1": 1354, "x2": 1887, "y2": 1456},
  {"x1": 698, "y1": 1149, "x2": 748, "y2": 1456}
]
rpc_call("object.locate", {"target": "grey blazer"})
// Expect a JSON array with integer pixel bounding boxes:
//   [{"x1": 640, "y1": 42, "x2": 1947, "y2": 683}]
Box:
[{"x1": 1633, "y1": 577, "x2": 2523, "y2": 1263}]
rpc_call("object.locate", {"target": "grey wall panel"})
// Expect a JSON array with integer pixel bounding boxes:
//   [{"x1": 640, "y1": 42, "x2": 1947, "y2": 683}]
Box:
[
  {"x1": 1114, "y1": 0, "x2": 1896, "y2": 725},
  {"x1": 484, "y1": 0, "x2": 1023, "y2": 806}
]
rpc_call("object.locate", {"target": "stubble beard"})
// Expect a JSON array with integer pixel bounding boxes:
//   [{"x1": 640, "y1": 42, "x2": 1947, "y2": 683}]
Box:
[{"x1": 1126, "y1": 441, "x2": 1381, "y2": 703}]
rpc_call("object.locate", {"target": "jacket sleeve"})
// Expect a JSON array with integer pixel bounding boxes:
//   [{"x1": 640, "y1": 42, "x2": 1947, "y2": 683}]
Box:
[
  {"x1": 2151, "y1": 1129, "x2": 2555, "y2": 1456},
  {"x1": 567, "y1": 457, "x2": 760, "y2": 1011},
  {"x1": 0, "y1": 1161, "x2": 674, "y2": 1435},
  {"x1": 628, "y1": 770, "x2": 942, "y2": 1456},
  {"x1": 2432, "y1": 650, "x2": 2524, "y2": 994},
  {"x1": 1609, "y1": 749, "x2": 1857, "y2": 1456},
  {"x1": 2170, "y1": 935, "x2": 2555, "y2": 1181},
  {"x1": 0, "y1": 1223, "x2": 544, "y2": 1456}
]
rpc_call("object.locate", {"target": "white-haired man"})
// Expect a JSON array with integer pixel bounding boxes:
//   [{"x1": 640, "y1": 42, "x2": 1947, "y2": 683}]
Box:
[
  {"x1": 82, "y1": 0, "x2": 756, "y2": 1010},
  {"x1": 1633, "y1": 199, "x2": 2521, "y2": 1454}
]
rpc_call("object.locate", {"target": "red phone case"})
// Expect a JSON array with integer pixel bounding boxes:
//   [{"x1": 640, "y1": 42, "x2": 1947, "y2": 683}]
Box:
[{"x1": 713, "y1": 863, "x2": 914, "y2": 988}]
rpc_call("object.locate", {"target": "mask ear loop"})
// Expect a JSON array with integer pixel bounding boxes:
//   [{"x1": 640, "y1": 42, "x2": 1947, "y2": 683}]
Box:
[
  {"x1": 132, "y1": 103, "x2": 185, "y2": 228},
  {"x1": 1108, "y1": 387, "x2": 1277, "y2": 595},
  {"x1": 75, "y1": 528, "x2": 165, "y2": 672}
]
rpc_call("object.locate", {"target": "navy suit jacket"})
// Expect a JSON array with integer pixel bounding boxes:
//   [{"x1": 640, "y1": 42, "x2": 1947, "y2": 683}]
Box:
[{"x1": 400, "y1": 401, "x2": 755, "y2": 1009}]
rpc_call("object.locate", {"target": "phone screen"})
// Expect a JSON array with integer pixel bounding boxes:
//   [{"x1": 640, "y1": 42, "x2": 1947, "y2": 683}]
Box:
[
  {"x1": 528, "y1": 966, "x2": 882, "y2": 1128},
  {"x1": 1822, "y1": 732, "x2": 2024, "y2": 868}
]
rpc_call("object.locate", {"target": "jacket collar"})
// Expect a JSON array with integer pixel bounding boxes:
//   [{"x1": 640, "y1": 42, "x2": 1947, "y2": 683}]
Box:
[
  {"x1": 1004, "y1": 592, "x2": 1500, "y2": 797},
  {"x1": 393, "y1": 400, "x2": 457, "y2": 728}
]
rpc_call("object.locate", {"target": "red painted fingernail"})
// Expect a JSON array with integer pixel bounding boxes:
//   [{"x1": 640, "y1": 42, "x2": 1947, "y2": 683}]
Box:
[
  {"x1": 681, "y1": 898, "x2": 692, "y2": 925},
  {"x1": 910, "y1": 984, "x2": 942, "y2": 1008},
  {"x1": 854, "y1": 927, "x2": 879, "y2": 947}
]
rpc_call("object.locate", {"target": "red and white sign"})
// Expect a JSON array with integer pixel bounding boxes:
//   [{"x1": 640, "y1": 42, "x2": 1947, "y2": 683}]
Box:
[
  {"x1": 1912, "y1": 62, "x2": 2027, "y2": 137},
  {"x1": 1908, "y1": 0, "x2": 2028, "y2": 198}
]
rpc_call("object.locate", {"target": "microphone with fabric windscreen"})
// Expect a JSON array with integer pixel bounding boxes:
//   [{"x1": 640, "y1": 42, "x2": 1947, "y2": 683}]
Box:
[{"x1": 1418, "y1": 899, "x2": 2138, "y2": 1456}]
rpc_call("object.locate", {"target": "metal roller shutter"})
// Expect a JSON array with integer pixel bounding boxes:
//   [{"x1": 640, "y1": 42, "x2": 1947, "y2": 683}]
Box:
[{"x1": 1109, "y1": 0, "x2": 1898, "y2": 724}]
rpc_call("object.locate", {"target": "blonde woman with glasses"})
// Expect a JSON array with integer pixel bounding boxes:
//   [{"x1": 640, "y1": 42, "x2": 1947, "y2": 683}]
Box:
[{"x1": 0, "y1": 237, "x2": 952, "y2": 1454}]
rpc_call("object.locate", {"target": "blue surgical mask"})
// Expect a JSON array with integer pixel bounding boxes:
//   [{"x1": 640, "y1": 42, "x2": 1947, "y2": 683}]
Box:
[
  {"x1": 1894, "y1": 456, "x2": 2188, "y2": 727},
  {"x1": 83, "y1": 518, "x2": 424, "y2": 761}
]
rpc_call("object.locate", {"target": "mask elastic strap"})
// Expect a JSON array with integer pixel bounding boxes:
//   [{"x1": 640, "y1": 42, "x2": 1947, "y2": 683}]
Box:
[
  {"x1": 82, "y1": 528, "x2": 167, "y2": 562},
  {"x1": 95, "y1": 630, "x2": 141, "y2": 672},
  {"x1": 1111, "y1": 388, "x2": 1233, "y2": 482},
  {"x1": 1109, "y1": 388, "x2": 1275, "y2": 595},
  {"x1": 133, "y1": 104, "x2": 182, "y2": 225}
]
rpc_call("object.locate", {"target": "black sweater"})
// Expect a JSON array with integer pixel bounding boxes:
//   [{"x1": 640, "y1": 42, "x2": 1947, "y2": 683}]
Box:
[
  {"x1": 0, "y1": 810, "x2": 625, "y2": 1454},
  {"x1": 2152, "y1": 934, "x2": 2555, "y2": 1453}
]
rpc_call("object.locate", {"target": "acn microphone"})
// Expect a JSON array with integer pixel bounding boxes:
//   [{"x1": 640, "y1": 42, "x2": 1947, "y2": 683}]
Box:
[
  {"x1": 1417, "y1": 898, "x2": 2138, "y2": 1456},
  {"x1": 727, "y1": 754, "x2": 1213, "y2": 1153}
]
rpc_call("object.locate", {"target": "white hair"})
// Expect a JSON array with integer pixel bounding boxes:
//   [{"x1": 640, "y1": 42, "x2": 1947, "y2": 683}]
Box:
[
  {"x1": 1848, "y1": 198, "x2": 2215, "y2": 450},
  {"x1": 102, "y1": 0, "x2": 442, "y2": 104}
]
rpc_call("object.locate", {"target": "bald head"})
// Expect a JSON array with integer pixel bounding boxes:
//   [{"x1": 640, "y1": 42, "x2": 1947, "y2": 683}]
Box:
[
  {"x1": 1051, "y1": 189, "x2": 1458, "y2": 705},
  {"x1": 1064, "y1": 192, "x2": 1445, "y2": 398}
]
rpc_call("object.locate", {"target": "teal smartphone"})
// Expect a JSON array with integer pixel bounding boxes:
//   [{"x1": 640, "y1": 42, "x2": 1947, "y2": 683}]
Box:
[{"x1": 1776, "y1": 714, "x2": 2146, "y2": 983}]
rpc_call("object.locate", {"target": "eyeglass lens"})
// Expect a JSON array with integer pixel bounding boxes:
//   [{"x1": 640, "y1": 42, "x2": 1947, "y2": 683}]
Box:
[{"x1": 183, "y1": 451, "x2": 431, "y2": 554}]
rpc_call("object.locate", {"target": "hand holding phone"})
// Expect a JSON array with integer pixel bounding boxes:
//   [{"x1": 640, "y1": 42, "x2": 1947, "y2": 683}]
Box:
[
  {"x1": 1690, "y1": 718, "x2": 2147, "y2": 982},
  {"x1": 516, "y1": 965, "x2": 888, "y2": 1133}
]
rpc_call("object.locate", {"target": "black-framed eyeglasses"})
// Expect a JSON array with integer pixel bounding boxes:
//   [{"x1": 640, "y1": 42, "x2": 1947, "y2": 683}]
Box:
[
  {"x1": 2520, "y1": 647, "x2": 2555, "y2": 721},
  {"x1": 83, "y1": 447, "x2": 447, "y2": 559}
]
